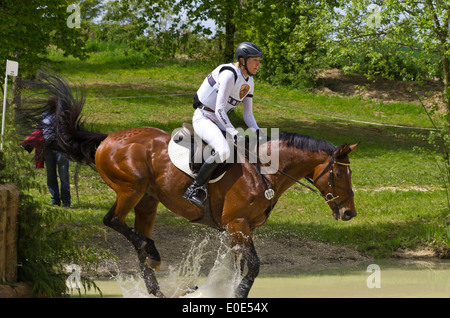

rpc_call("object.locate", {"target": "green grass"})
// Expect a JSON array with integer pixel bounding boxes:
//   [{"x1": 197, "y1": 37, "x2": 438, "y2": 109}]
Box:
[{"x1": 27, "y1": 48, "x2": 449, "y2": 258}]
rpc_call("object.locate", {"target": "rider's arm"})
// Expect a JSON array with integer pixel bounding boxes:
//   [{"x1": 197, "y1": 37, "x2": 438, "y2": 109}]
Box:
[
  {"x1": 215, "y1": 70, "x2": 239, "y2": 136},
  {"x1": 242, "y1": 97, "x2": 259, "y2": 133}
]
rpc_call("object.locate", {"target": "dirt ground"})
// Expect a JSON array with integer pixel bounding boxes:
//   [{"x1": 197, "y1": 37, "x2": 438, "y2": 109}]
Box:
[
  {"x1": 95, "y1": 223, "x2": 375, "y2": 278},
  {"x1": 311, "y1": 68, "x2": 444, "y2": 109},
  {"x1": 94, "y1": 70, "x2": 447, "y2": 278},
  {"x1": 96, "y1": 222, "x2": 448, "y2": 279}
]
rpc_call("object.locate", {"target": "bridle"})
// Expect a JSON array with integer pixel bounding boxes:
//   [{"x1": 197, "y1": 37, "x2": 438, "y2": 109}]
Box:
[
  {"x1": 235, "y1": 141, "x2": 354, "y2": 211},
  {"x1": 310, "y1": 155, "x2": 354, "y2": 212}
]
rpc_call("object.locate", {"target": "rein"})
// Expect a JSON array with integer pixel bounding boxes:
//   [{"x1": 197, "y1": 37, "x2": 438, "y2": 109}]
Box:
[
  {"x1": 273, "y1": 155, "x2": 353, "y2": 209},
  {"x1": 235, "y1": 142, "x2": 353, "y2": 210}
]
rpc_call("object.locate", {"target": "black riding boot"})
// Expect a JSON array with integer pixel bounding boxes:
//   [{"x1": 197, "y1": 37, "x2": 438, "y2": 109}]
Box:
[{"x1": 183, "y1": 158, "x2": 221, "y2": 209}]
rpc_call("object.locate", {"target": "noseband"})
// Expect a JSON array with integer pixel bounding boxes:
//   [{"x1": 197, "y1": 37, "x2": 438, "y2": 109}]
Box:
[{"x1": 312, "y1": 156, "x2": 354, "y2": 211}]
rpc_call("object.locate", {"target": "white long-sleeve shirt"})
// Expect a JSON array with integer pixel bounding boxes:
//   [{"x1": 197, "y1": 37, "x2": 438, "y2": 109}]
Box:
[{"x1": 196, "y1": 63, "x2": 259, "y2": 136}]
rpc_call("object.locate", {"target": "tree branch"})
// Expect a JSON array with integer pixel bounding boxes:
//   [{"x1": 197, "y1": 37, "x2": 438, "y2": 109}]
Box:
[{"x1": 426, "y1": 0, "x2": 448, "y2": 42}]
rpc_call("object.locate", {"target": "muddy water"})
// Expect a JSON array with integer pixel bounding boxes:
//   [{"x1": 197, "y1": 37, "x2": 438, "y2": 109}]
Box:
[
  {"x1": 78, "y1": 247, "x2": 450, "y2": 298},
  {"x1": 249, "y1": 260, "x2": 450, "y2": 298},
  {"x1": 70, "y1": 232, "x2": 450, "y2": 298}
]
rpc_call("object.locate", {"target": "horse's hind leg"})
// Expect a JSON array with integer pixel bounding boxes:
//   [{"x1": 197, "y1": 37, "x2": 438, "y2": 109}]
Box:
[
  {"x1": 133, "y1": 195, "x2": 165, "y2": 297},
  {"x1": 134, "y1": 195, "x2": 160, "y2": 269},
  {"x1": 103, "y1": 191, "x2": 164, "y2": 297}
]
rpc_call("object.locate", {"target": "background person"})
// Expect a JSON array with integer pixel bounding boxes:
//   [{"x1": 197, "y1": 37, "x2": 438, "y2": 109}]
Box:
[{"x1": 38, "y1": 96, "x2": 71, "y2": 208}]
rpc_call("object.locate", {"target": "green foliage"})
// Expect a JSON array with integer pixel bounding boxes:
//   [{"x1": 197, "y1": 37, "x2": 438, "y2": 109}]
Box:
[
  {"x1": 91, "y1": 0, "x2": 448, "y2": 91},
  {"x1": 17, "y1": 194, "x2": 110, "y2": 297},
  {"x1": 0, "y1": 0, "x2": 88, "y2": 81},
  {"x1": 243, "y1": 0, "x2": 338, "y2": 88},
  {"x1": 334, "y1": 0, "x2": 447, "y2": 83},
  {"x1": 417, "y1": 97, "x2": 450, "y2": 212},
  {"x1": 0, "y1": 108, "x2": 44, "y2": 192},
  {"x1": 407, "y1": 93, "x2": 450, "y2": 249},
  {"x1": 99, "y1": 0, "x2": 228, "y2": 62}
]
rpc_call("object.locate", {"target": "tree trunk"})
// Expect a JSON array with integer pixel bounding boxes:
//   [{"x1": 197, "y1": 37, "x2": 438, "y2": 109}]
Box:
[{"x1": 224, "y1": 5, "x2": 236, "y2": 63}]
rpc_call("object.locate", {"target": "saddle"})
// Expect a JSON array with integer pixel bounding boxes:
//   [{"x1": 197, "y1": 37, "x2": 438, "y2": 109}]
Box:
[{"x1": 168, "y1": 123, "x2": 234, "y2": 183}]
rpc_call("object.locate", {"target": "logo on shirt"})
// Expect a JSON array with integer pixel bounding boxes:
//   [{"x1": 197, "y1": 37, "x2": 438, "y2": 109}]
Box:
[
  {"x1": 227, "y1": 96, "x2": 240, "y2": 107},
  {"x1": 217, "y1": 109, "x2": 229, "y2": 125},
  {"x1": 240, "y1": 84, "x2": 250, "y2": 99}
]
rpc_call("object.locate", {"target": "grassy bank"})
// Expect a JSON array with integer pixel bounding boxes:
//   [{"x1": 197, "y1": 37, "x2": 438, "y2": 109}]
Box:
[{"x1": 24, "y1": 48, "x2": 449, "y2": 258}]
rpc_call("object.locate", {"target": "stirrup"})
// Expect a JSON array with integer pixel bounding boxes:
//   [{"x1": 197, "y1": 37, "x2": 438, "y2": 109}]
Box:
[{"x1": 183, "y1": 185, "x2": 208, "y2": 207}]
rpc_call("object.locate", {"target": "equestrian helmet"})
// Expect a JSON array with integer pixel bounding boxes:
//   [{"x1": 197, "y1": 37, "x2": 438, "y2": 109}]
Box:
[{"x1": 235, "y1": 42, "x2": 264, "y2": 62}]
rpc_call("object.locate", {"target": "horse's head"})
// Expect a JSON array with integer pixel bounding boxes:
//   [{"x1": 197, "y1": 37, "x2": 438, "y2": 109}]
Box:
[{"x1": 313, "y1": 143, "x2": 359, "y2": 221}]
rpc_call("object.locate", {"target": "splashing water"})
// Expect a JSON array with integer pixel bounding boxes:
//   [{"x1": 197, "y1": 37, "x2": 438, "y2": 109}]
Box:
[
  {"x1": 115, "y1": 233, "x2": 242, "y2": 298},
  {"x1": 115, "y1": 275, "x2": 151, "y2": 298}
]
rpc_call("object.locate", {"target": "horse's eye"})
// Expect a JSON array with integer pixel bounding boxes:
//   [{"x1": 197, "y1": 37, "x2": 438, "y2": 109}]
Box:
[{"x1": 336, "y1": 173, "x2": 344, "y2": 179}]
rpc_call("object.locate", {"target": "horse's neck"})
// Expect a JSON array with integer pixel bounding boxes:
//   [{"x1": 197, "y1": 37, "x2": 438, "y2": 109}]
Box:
[{"x1": 267, "y1": 144, "x2": 329, "y2": 192}]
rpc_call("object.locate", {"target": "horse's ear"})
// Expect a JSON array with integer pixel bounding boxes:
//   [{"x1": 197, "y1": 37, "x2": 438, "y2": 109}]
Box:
[
  {"x1": 335, "y1": 142, "x2": 360, "y2": 159},
  {"x1": 348, "y1": 142, "x2": 360, "y2": 155}
]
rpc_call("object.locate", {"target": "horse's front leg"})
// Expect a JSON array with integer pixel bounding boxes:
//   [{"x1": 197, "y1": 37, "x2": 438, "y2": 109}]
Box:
[
  {"x1": 235, "y1": 240, "x2": 260, "y2": 298},
  {"x1": 226, "y1": 218, "x2": 261, "y2": 298}
]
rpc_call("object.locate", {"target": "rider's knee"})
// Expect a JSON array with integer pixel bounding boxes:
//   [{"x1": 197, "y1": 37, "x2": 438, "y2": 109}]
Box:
[{"x1": 216, "y1": 145, "x2": 231, "y2": 162}]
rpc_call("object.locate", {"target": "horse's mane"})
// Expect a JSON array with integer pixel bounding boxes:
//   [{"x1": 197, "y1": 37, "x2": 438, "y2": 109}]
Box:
[{"x1": 277, "y1": 132, "x2": 337, "y2": 155}]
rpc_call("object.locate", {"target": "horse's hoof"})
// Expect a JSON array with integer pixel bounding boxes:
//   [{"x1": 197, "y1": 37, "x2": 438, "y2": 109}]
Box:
[
  {"x1": 185, "y1": 286, "x2": 198, "y2": 295},
  {"x1": 145, "y1": 258, "x2": 161, "y2": 271},
  {"x1": 234, "y1": 290, "x2": 248, "y2": 298},
  {"x1": 154, "y1": 290, "x2": 165, "y2": 298}
]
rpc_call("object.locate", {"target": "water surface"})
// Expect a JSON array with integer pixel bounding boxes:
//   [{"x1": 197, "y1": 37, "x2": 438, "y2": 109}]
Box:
[{"x1": 78, "y1": 259, "x2": 449, "y2": 298}]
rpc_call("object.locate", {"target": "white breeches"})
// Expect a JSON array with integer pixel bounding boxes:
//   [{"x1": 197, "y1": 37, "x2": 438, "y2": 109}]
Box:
[{"x1": 192, "y1": 109, "x2": 231, "y2": 162}]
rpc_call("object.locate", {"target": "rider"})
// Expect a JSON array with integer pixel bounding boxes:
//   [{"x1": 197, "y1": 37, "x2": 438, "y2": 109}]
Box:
[{"x1": 183, "y1": 42, "x2": 264, "y2": 209}]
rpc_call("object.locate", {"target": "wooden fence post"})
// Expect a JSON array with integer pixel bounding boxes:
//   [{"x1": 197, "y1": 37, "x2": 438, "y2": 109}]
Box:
[{"x1": 0, "y1": 183, "x2": 19, "y2": 283}]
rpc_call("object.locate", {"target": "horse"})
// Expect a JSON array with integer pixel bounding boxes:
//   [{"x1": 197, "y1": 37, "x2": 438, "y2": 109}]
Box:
[{"x1": 19, "y1": 71, "x2": 358, "y2": 298}]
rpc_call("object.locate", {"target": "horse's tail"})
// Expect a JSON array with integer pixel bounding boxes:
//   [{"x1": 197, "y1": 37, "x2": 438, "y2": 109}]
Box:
[{"x1": 18, "y1": 69, "x2": 108, "y2": 165}]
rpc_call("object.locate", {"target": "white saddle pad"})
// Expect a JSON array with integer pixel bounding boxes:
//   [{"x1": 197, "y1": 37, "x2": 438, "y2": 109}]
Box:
[{"x1": 168, "y1": 137, "x2": 226, "y2": 183}]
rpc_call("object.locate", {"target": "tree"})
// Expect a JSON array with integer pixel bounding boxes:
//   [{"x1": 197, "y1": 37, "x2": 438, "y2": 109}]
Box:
[
  {"x1": 0, "y1": 0, "x2": 88, "y2": 83},
  {"x1": 79, "y1": 0, "x2": 104, "y2": 21},
  {"x1": 174, "y1": 0, "x2": 244, "y2": 62},
  {"x1": 334, "y1": 1, "x2": 450, "y2": 233},
  {"x1": 335, "y1": 0, "x2": 450, "y2": 130},
  {"x1": 242, "y1": 0, "x2": 339, "y2": 87},
  {"x1": 106, "y1": 0, "x2": 245, "y2": 62}
]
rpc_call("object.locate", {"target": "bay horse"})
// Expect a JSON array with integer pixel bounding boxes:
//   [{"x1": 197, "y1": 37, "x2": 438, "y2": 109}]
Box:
[{"x1": 20, "y1": 71, "x2": 358, "y2": 298}]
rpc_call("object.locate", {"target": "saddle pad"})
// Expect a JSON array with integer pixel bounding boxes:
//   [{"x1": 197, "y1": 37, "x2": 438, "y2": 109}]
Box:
[{"x1": 168, "y1": 138, "x2": 226, "y2": 183}]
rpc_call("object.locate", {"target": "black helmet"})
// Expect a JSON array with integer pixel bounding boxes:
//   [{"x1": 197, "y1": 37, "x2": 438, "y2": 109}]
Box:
[
  {"x1": 235, "y1": 42, "x2": 264, "y2": 76},
  {"x1": 235, "y1": 42, "x2": 264, "y2": 62}
]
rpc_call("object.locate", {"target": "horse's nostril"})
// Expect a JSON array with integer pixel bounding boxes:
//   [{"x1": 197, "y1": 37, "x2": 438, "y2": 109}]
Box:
[{"x1": 343, "y1": 210, "x2": 354, "y2": 220}]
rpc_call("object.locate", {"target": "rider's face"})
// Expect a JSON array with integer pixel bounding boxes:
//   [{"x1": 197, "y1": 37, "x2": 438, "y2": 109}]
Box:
[{"x1": 246, "y1": 57, "x2": 261, "y2": 75}]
